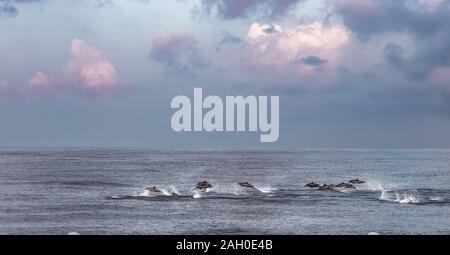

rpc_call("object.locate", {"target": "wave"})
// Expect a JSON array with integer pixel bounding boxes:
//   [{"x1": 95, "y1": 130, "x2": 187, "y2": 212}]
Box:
[{"x1": 430, "y1": 196, "x2": 446, "y2": 202}]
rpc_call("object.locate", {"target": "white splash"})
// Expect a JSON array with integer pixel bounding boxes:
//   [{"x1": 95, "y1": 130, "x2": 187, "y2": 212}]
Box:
[
  {"x1": 379, "y1": 190, "x2": 423, "y2": 204},
  {"x1": 254, "y1": 185, "x2": 277, "y2": 193},
  {"x1": 379, "y1": 188, "x2": 391, "y2": 201},
  {"x1": 169, "y1": 185, "x2": 180, "y2": 195},
  {"x1": 193, "y1": 190, "x2": 202, "y2": 199},
  {"x1": 396, "y1": 193, "x2": 420, "y2": 204}
]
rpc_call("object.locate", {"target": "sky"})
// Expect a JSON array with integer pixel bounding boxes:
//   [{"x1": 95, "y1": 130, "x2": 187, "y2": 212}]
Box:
[{"x1": 1, "y1": 0, "x2": 450, "y2": 149}]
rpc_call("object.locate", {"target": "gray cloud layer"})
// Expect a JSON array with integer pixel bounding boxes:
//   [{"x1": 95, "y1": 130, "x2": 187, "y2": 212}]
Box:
[
  {"x1": 332, "y1": 1, "x2": 450, "y2": 96},
  {"x1": 333, "y1": 0, "x2": 449, "y2": 37},
  {"x1": 196, "y1": 0, "x2": 304, "y2": 20}
]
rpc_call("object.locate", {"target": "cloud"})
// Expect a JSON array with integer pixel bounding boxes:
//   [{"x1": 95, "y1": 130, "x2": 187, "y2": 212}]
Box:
[
  {"x1": 240, "y1": 22, "x2": 350, "y2": 85},
  {"x1": 63, "y1": 38, "x2": 119, "y2": 90},
  {"x1": 332, "y1": 0, "x2": 450, "y2": 38},
  {"x1": 95, "y1": 0, "x2": 114, "y2": 8},
  {"x1": 0, "y1": 38, "x2": 121, "y2": 98},
  {"x1": 149, "y1": 33, "x2": 210, "y2": 74},
  {"x1": 195, "y1": 0, "x2": 304, "y2": 20},
  {"x1": 383, "y1": 43, "x2": 406, "y2": 69},
  {"x1": 217, "y1": 31, "x2": 242, "y2": 49},
  {"x1": 27, "y1": 72, "x2": 51, "y2": 87},
  {"x1": 400, "y1": 30, "x2": 450, "y2": 84},
  {"x1": 0, "y1": 0, "x2": 42, "y2": 19},
  {"x1": 245, "y1": 22, "x2": 349, "y2": 63},
  {"x1": 0, "y1": 3, "x2": 18, "y2": 18},
  {"x1": 407, "y1": 0, "x2": 446, "y2": 13},
  {"x1": 299, "y1": 56, "x2": 328, "y2": 66},
  {"x1": 329, "y1": 0, "x2": 450, "y2": 97}
]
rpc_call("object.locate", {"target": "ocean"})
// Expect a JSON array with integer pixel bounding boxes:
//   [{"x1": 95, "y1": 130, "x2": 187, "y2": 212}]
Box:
[{"x1": 0, "y1": 148, "x2": 449, "y2": 235}]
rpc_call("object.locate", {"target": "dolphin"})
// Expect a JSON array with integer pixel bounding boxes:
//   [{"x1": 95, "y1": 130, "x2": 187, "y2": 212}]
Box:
[
  {"x1": 238, "y1": 182, "x2": 255, "y2": 188},
  {"x1": 195, "y1": 180, "x2": 213, "y2": 190},
  {"x1": 335, "y1": 182, "x2": 348, "y2": 188},
  {"x1": 305, "y1": 182, "x2": 320, "y2": 188},
  {"x1": 349, "y1": 179, "x2": 366, "y2": 184},
  {"x1": 318, "y1": 184, "x2": 336, "y2": 190},
  {"x1": 144, "y1": 186, "x2": 162, "y2": 193},
  {"x1": 343, "y1": 183, "x2": 357, "y2": 189}
]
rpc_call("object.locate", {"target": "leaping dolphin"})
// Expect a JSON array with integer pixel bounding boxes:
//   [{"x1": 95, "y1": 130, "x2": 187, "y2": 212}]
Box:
[
  {"x1": 343, "y1": 183, "x2": 357, "y2": 189},
  {"x1": 238, "y1": 182, "x2": 255, "y2": 188},
  {"x1": 145, "y1": 186, "x2": 162, "y2": 193},
  {"x1": 318, "y1": 184, "x2": 336, "y2": 190},
  {"x1": 196, "y1": 180, "x2": 213, "y2": 190},
  {"x1": 336, "y1": 182, "x2": 348, "y2": 188},
  {"x1": 349, "y1": 179, "x2": 365, "y2": 184}
]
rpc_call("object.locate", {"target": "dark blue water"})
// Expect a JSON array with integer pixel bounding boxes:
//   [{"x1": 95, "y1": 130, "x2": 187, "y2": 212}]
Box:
[{"x1": 0, "y1": 149, "x2": 449, "y2": 234}]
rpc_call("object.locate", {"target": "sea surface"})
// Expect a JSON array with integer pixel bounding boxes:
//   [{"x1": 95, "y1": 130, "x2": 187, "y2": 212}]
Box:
[{"x1": 0, "y1": 148, "x2": 449, "y2": 235}]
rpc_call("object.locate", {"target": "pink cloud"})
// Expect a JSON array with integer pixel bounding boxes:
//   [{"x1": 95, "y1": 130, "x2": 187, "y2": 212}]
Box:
[
  {"x1": 238, "y1": 22, "x2": 350, "y2": 86},
  {"x1": 27, "y1": 72, "x2": 51, "y2": 87},
  {"x1": 64, "y1": 38, "x2": 119, "y2": 90},
  {"x1": 1, "y1": 38, "x2": 121, "y2": 98},
  {"x1": 245, "y1": 22, "x2": 350, "y2": 67}
]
